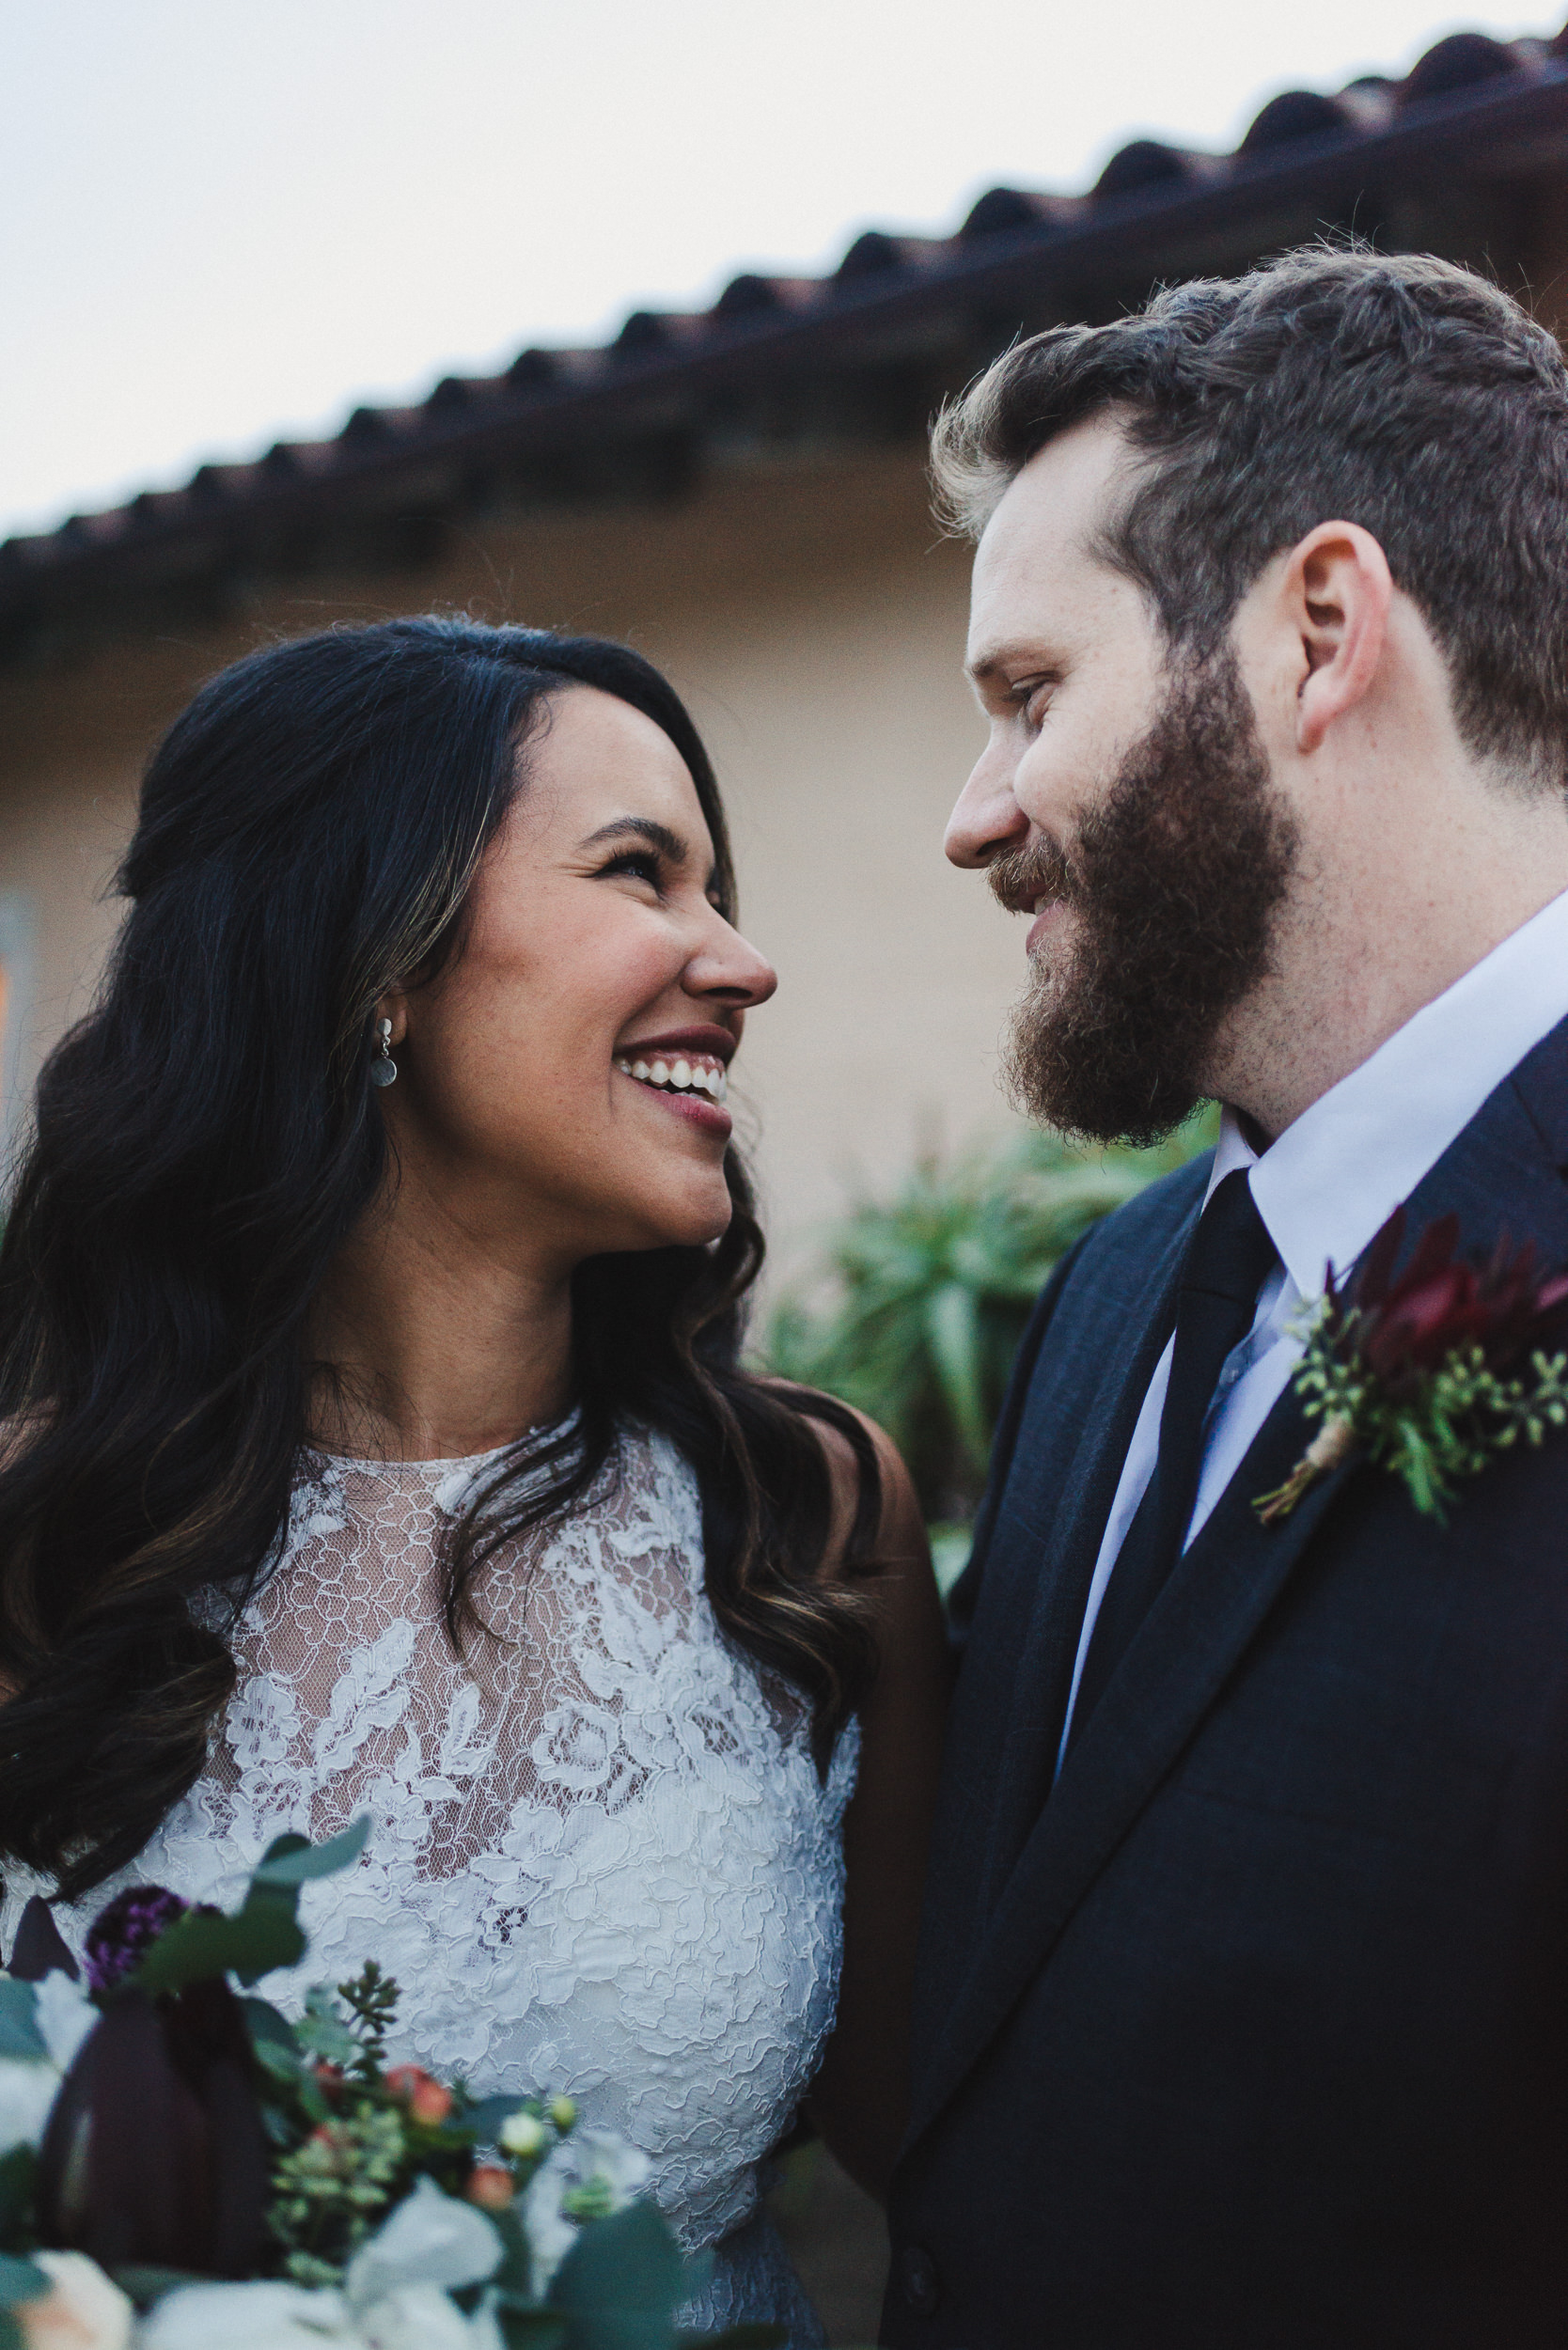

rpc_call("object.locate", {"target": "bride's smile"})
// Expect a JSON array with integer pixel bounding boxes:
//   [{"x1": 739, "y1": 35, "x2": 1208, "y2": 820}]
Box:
[
  {"x1": 613, "y1": 1036, "x2": 731, "y2": 1116},
  {"x1": 0, "y1": 617, "x2": 948, "y2": 2350},
  {"x1": 369, "y1": 683, "x2": 774, "y2": 1282}
]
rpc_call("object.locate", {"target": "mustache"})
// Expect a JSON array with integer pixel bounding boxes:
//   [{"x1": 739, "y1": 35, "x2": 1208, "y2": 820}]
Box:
[{"x1": 987, "y1": 833, "x2": 1076, "y2": 918}]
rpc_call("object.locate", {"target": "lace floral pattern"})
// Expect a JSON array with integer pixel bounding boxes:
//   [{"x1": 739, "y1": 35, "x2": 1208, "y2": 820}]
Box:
[{"x1": 2, "y1": 1429, "x2": 855, "y2": 2336}]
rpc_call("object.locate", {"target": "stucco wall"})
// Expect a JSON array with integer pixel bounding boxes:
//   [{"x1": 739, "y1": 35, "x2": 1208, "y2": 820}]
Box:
[{"x1": 0, "y1": 446, "x2": 1027, "y2": 1290}]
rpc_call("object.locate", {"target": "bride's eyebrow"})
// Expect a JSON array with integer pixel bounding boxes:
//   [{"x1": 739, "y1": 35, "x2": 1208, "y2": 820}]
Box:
[{"x1": 579, "y1": 817, "x2": 688, "y2": 866}]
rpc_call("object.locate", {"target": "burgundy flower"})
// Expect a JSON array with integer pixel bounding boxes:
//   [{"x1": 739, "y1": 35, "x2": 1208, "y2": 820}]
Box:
[
  {"x1": 82, "y1": 1886, "x2": 191, "y2": 1998},
  {"x1": 1332, "y1": 1210, "x2": 1568, "y2": 1402},
  {"x1": 1260, "y1": 1211, "x2": 1568, "y2": 1527},
  {"x1": 35, "y1": 1976, "x2": 269, "y2": 2275}
]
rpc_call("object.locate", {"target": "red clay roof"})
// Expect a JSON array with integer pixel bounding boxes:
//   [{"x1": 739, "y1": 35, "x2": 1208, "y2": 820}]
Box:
[{"x1": 6, "y1": 22, "x2": 1568, "y2": 651}]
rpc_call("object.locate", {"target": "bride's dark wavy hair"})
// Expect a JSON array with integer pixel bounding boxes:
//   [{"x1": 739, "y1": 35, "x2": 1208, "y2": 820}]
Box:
[{"x1": 0, "y1": 616, "x2": 883, "y2": 1902}]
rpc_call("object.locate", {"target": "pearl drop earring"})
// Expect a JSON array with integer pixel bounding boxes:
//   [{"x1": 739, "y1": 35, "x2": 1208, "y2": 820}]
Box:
[{"x1": 370, "y1": 1017, "x2": 398, "y2": 1088}]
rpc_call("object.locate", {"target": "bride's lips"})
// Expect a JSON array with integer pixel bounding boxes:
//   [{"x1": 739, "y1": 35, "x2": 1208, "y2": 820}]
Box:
[
  {"x1": 614, "y1": 1024, "x2": 735, "y2": 1139},
  {"x1": 649, "y1": 1090, "x2": 730, "y2": 1136}
]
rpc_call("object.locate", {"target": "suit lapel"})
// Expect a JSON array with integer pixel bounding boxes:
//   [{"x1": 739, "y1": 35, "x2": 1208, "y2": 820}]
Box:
[
  {"x1": 908, "y1": 1378, "x2": 1355, "y2": 2145},
  {"x1": 909, "y1": 1018, "x2": 1568, "y2": 2154},
  {"x1": 972, "y1": 1204, "x2": 1192, "y2": 1914}
]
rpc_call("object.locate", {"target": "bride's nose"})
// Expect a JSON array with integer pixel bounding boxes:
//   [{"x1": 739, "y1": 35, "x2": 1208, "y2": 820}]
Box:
[{"x1": 683, "y1": 911, "x2": 777, "y2": 1010}]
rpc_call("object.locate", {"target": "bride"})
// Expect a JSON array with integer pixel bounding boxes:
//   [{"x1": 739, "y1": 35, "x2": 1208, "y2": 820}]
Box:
[{"x1": 0, "y1": 618, "x2": 948, "y2": 2342}]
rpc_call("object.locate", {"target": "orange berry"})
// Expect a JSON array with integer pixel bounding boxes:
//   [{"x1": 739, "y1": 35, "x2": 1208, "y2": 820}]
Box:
[
  {"x1": 410, "y1": 2078, "x2": 453, "y2": 2124},
  {"x1": 384, "y1": 2064, "x2": 453, "y2": 2123},
  {"x1": 466, "y1": 2165, "x2": 514, "y2": 2211}
]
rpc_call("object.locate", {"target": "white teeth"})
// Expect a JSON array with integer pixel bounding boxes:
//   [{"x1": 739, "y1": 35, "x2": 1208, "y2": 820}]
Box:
[{"x1": 619, "y1": 1052, "x2": 729, "y2": 1100}]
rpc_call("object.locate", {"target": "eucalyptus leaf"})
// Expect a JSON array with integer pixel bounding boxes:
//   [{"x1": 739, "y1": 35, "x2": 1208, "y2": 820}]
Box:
[
  {"x1": 241, "y1": 1995, "x2": 300, "y2": 2062},
  {"x1": 677, "y1": 2328, "x2": 786, "y2": 2348},
  {"x1": 294, "y1": 2071, "x2": 332, "y2": 2126},
  {"x1": 251, "y1": 1816, "x2": 370, "y2": 1888},
  {"x1": 295, "y1": 1990, "x2": 358, "y2": 2065},
  {"x1": 130, "y1": 1819, "x2": 370, "y2": 1995},
  {"x1": 0, "y1": 1984, "x2": 43, "y2": 2061},
  {"x1": 551, "y1": 2201, "x2": 689, "y2": 2350},
  {"x1": 252, "y1": 2038, "x2": 307, "y2": 2089},
  {"x1": 0, "y1": 2144, "x2": 37, "y2": 2243},
  {"x1": 485, "y1": 2204, "x2": 535, "y2": 2299},
  {"x1": 108, "y1": 2263, "x2": 211, "y2": 2309},
  {"x1": 498, "y1": 2311, "x2": 569, "y2": 2350},
  {"x1": 0, "y1": 2252, "x2": 47, "y2": 2307},
  {"x1": 128, "y1": 1902, "x2": 305, "y2": 1995}
]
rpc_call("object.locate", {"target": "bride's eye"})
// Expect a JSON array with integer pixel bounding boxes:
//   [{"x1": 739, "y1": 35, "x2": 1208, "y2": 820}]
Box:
[{"x1": 598, "y1": 849, "x2": 663, "y2": 889}]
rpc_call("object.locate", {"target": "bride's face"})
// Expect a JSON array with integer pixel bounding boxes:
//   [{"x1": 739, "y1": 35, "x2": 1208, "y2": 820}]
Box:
[{"x1": 381, "y1": 685, "x2": 776, "y2": 1261}]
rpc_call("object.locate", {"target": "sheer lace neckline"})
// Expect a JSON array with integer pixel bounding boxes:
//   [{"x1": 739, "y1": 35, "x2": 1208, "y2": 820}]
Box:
[
  {"x1": 306, "y1": 1409, "x2": 578, "y2": 1478},
  {"x1": 2, "y1": 1422, "x2": 858, "y2": 2290}
]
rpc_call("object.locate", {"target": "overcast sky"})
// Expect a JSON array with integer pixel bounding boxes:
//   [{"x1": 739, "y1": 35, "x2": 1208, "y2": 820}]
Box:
[{"x1": 0, "y1": 0, "x2": 1553, "y2": 537}]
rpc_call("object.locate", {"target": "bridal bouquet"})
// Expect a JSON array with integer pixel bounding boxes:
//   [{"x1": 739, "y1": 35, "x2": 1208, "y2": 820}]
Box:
[{"x1": 0, "y1": 1824, "x2": 772, "y2": 2350}]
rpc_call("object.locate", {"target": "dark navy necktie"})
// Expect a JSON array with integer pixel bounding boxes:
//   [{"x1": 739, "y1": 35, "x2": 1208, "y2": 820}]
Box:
[{"x1": 1069, "y1": 1169, "x2": 1278, "y2": 1747}]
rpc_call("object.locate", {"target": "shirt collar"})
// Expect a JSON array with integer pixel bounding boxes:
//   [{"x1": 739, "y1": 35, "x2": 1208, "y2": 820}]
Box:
[{"x1": 1205, "y1": 885, "x2": 1568, "y2": 1302}]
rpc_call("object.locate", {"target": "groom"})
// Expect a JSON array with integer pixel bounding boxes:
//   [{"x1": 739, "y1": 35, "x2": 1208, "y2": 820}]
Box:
[{"x1": 882, "y1": 246, "x2": 1568, "y2": 2348}]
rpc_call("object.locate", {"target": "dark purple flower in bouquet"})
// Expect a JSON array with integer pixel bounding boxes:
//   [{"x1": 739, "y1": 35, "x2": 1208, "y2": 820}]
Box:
[
  {"x1": 82, "y1": 1886, "x2": 191, "y2": 1997},
  {"x1": 35, "y1": 1973, "x2": 269, "y2": 2275},
  {"x1": 1336, "y1": 1209, "x2": 1568, "y2": 1401}
]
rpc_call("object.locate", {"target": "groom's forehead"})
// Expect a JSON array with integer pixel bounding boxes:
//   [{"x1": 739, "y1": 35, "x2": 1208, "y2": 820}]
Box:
[{"x1": 966, "y1": 415, "x2": 1141, "y2": 675}]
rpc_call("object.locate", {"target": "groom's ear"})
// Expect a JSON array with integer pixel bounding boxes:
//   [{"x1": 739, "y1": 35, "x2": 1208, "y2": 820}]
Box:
[{"x1": 1283, "y1": 522, "x2": 1394, "y2": 755}]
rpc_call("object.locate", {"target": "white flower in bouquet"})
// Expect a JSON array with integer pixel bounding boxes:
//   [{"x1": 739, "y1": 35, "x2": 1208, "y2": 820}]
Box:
[
  {"x1": 0, "y1": 2060, "x2": 61, "y2": 2159},
  {"x1": 353, "y1": 2281, "x2": 504, "y2": 2350},
  {"x1": 133, "y1": 2280, "x2": 352, "y2": 2348},
  {"x1": 14, "y1": 2251, "x2": 133, "y2": 2350},
  {"x1": 520, "y1": 2124, "x2": 653, "y2": 2296},
  {"x1": 343, "y1": 2177, "x2": 502, "y2": 2310},
  {"x1": 136, "y1": 2274, "x2": 505, "y2": 2350},
  {"x1": 496, "y1": 2109, "x2": 546, "y2": 2159},
  {"x1": 0, "y1": 1970, "x2": 98, "y2": 2156},
  {"x1": 31, "y1": 1977, "x2": 97, "y2": 2076}
]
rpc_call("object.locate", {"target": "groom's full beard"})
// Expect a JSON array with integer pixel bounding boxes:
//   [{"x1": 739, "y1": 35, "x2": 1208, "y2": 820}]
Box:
[{"x1": 992, "y1": 648, "x2": 1300, "y2": 1146}]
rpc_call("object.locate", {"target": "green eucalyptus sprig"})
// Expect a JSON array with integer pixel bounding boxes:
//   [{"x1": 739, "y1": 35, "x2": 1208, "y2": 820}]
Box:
[{"x1": 1257, "y1": 1207, "x2": 1568, "y2": 1526}]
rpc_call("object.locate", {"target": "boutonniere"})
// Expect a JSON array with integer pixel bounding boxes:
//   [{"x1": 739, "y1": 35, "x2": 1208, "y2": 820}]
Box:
[{"x1": 1255, "y1": 1209, "x2": 1568, "y2": 1525}]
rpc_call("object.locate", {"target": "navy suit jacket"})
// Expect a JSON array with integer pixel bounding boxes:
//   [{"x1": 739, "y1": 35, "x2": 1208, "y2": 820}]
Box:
[{"x1": 883, "y1": 1013, "x2": 1568, "y2": 2350}]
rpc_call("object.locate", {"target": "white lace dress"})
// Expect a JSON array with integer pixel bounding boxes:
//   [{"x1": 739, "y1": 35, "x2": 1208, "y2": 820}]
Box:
[{"x1": 1, "y1": 1428, "x2": 858, "y2": 2344}]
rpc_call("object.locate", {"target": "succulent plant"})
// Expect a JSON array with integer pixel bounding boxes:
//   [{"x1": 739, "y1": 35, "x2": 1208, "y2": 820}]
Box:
[{"x1": 768, "y1": 1112, "x2": 1216, "y2": 1529}]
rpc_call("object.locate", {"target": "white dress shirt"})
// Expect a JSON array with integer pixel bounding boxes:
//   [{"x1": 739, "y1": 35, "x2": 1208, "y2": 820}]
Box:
[{"x1": 1055, "y1": 884, "x2": 1568, "y2": 1771}]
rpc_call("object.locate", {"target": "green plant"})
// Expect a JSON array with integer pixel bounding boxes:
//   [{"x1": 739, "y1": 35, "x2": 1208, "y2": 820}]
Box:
[{"x1": 768, "y1": 1111, "x2": 1217, "y2": 1532}]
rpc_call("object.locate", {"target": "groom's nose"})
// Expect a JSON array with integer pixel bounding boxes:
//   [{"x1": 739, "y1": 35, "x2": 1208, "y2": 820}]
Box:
[{"x1": 946, "y1": 742, "x2": 1028, "y2": 870}]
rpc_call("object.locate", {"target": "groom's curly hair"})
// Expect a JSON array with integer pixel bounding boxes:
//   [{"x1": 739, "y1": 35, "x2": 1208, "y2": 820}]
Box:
[{"x1": 932, "y1": 242, "x2": 1568, "y2": 789}]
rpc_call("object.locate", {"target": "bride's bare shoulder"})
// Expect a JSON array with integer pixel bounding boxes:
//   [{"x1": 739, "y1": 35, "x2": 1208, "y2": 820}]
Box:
[{"x1": 756, "y1": 1378, "x2": 928, "y2": 1584}]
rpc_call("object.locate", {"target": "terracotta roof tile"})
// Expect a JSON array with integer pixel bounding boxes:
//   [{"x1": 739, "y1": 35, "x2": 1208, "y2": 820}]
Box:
[{"x1": 7, "y1": 17, "x2": 1568, "y2": 640}]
